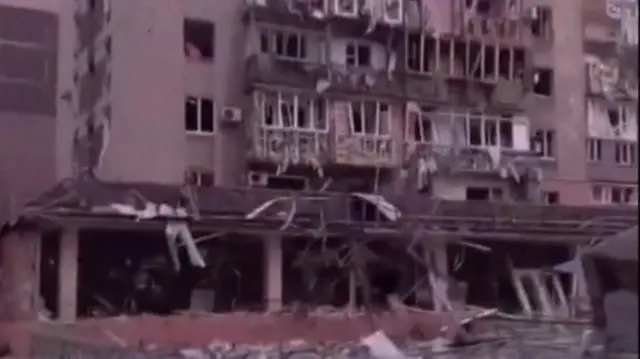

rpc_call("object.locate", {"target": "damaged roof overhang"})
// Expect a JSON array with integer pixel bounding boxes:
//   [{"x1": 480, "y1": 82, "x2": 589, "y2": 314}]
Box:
[{"x1": 4, "y1": 180, "x2": 637, "y2": 244}]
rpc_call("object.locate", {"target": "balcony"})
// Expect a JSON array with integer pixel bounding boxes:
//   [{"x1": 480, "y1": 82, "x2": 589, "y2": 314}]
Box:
[
  {"x1": 250, "y1": 127, "x2": 330, "y2": 165},
  {"x1": 247, "y1": 90, "x2": 401, "y2": 169},
  {"x1": 402, "y1": 110, "x2": 546, "y2": 179},
  {"x1": 245, "y1": 54, "x2": 326, "y2": 90},
  {"x1": 452, "y1": 0, "x2": 529, "y2": 45}
]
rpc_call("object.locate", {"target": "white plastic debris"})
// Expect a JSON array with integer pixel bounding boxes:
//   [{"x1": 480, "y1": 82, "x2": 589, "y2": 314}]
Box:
[{"x1": 361, "y1": 331, "x2": 407, "y2": 359}]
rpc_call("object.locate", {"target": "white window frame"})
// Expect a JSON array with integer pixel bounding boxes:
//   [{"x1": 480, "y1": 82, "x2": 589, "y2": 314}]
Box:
[
  {"x1": 383, "y1": 0, "x2": 403, "y2": 23},
  {"x1": 349, "y1": 101, "x2": 391, "y2": 137},
  {"x1": 542, "y1": 191, "x2": 559, "y2": 205},
  {"x1": 587, "y1": 138, "x2": 602, "y2": 162},
  {"x1": 261, "y1": 29, "x2": 308, "y2": 61},
  {"x1": 334, "y1": 0, "x2": 358, "y2": 17},
  {"x1": 406, "y1": 108, "x2": 436, "y2": 143},
  {"x1": 463, "y1": 113, "x2": 514, "y2": 149},
  {"x1": 185, "y1": 97, "x2": 216, "y2": 134},
  {"x1": 259, "y1": 92, "x2": 327, "y2": 132},
  {"x1": 345, "y1": 41, "x2": 372, "y2": 68},
  {"x1": 615, "y1": 141, "x2": 635, "y2": 165},
  {"x1": 406, "y1": 33, "x2": 430, "y2": 74}
]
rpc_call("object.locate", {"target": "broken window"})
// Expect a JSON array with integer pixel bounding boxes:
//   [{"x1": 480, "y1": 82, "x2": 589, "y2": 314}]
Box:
[
  {"x1": 542, "y1": 191, "x2": 559, "y2": 205},
  {"x1": 259, "y1": 29, "x2": 308, "y2": 60},
  {"x1": 383, "y1": 0, "x2": 402, "y2": 22},
  {"x1": 533, "y1": 68, "x2": 553, "y2": 96},
  {"x1": 408, "y1": 108, "x2": 434, "y2": 143},
  {"x1": 260, "y1": 92, "x2": 326, "y2": 130},
  {"x1": 185, "y1": 96, "x2": 215, "y2": 133},
  {"x1": 530, "y1": 6, "x2": 552, "y2": 40},
  {"x1": 346, "y1": 42, "x2": 371, "y2": 67},
  {"x1": 334, "y1": 0, "x2": 358, "y2": 16},
  {"x1": 533, "y1": 129, "x2": 554, "y2": 158},
  {"x1": 587, "y1": 138, "x2": 602, "y2": 162},
  {"x1": 406, "y1": 34, "x2": 433, "y2": 73},
  {"x1": 349, "y1": 101, "x2": 391, "y2": 136},
  {"x1": 185, "y1": 169, "x2": 215, "y2": 187},
  {"x1": 614, "y1": 141, "x2": 636, "y2": 165},
  {"x1": 465, "y1": 187, "x2": 503, "y2": 201},
  {"x1": 184, "y1": 19, "x2": 215, "y2": 60},
  {"x1": 465, "y1": 114, "x2": 514, "y2": 148}
]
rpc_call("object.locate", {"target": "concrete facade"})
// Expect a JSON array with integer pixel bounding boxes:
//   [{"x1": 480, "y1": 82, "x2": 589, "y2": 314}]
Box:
[{"x1": 0, "y1": 0, "x2": 636, "y2": 209}]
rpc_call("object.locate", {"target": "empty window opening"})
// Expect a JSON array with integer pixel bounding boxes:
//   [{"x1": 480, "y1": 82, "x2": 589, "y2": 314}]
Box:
[
  {"x1": 185, "y1": 170, "x2": 215, "y2": 187},
  {"x1": 185, "y1": 96, "x2": 215, "y2": 133},
  {"x1": 615, "y1": 142, "x2": 636, "y2": 166},
  {"x1": 498, "y1": 48, "x2": 512, "y2": 79},
  {"x1": 533, "y1": 68, "x2": 553, "y2": 96},
  {"x1": 350, "y1": 101, "x2": 390, "y2": 136},
  {"x1": 530, "y1": 6, "x2": 552, "y2": 40},
  {"x1": 533, "y1": 130, "x2": 554, "y2": 158},
  {"x1": 542, "y1": 191, "x2": 559, "y2": 205},
  {"x1": 587, "y1": 138, "x2": 602, "y2": 162},
  {"x1": 184, "y1": 19, "x2": 215, "y2": 60},
  {"x1": 346, "y1": 42, "x2": 371, "y2": 67},
  {"x1": 466, "y1": 187, "x2": 503, "y2": 201},
  {"x1": 260, "y1": 93, "x2": 327, "y2": 131},
  {"x1": 468, "y1": 44, "x2": 482, "y2": 79},
  {"x1": 407, "y1": 34, "x2": 434, "y2": 73},
  {"x1": 410, "y1": 110, "x2": 434, "y2": 142},
  {"x1": 483, "y1": 46, "x2": 497, "y2": 81},
  {"x1": 465, "y1": 114, "x2": 513, "y2": 148},
  {"x1": 261, "y1": 30, "x2": 307, "y2": 60}
]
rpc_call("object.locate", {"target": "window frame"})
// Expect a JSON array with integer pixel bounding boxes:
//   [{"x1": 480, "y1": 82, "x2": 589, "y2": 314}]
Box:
[
  {"x1": 260, "y1": 28, "x2": 308, "y2": 61},
  {"x1": 463, "y1": 113, "x2": 514, "y2": 149},
  {"x1": 259, "y1": 92, "x2": 328, "y2": 132},
  {"x1": 383, "y1": 0, "x2": 403, "y2": 23},
  {"x1": 183, "y1": 19, "x2": 215, "y2": 61},
  {"x1": 185, "y1": 96, "x2": 216, "y2": 135},
  {"x1": 537, "y1": 129, "x2": 555, "y2": 159},
  {"x1": 345, "y1": 41, "x2": 372, "y2": 68},
  {"x1": 587, "y1": 138, "x2": 602, "y2": 162},
  {"x1": 348, "y1": 101, "x2": 391, "y2": 137},
  {"x1": 592, "y1": 184, "x2": 637, "y2": 205},
  {"x1": 185, "y1": 169, "x2": 215, "y2": 187},
  {"x1": 406, "y1": 106, "x2": 436, "y2": 143},
  {"x1": 614, "y1": 141, "x2": 636, "y2": 166}
]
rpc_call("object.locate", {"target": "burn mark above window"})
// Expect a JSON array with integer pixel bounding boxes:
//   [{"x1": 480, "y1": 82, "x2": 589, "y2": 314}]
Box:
[{"x1": 184, "y1": 19, "x2": 215, "y2": 60}]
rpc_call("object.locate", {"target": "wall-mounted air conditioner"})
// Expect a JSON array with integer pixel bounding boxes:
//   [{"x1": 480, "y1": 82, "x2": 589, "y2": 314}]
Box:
[{"x1": 221, "y1": 107, "x2": 242, "y2": 125}]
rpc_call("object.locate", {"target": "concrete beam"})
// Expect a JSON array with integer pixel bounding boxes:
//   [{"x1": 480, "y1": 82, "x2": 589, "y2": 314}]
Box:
[
  {"x1": 263, "y1": 234, "x2": 283, "y2": 312},
  {"x1": 58, "y1": 228, "x2": 78, "y2": 322}
]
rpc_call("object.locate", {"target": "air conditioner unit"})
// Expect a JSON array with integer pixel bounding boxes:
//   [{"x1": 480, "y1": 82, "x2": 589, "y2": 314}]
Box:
[
  {"x1": 247, "y1": 171, "x2": 268, "y2": 187},
  {"x1": 221, "y1": 107, "x2": 242, "y2": 124}
]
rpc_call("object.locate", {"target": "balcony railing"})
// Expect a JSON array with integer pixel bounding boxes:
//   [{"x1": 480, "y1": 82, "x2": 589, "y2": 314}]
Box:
[{"x1": 252, "y1": 127, "x2": 330, "y2": 164}]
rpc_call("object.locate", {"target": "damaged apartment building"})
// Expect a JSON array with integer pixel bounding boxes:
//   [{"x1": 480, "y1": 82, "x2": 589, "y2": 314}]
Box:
[{"x1": 0, "y1": 0, "x2": 637, "y2": 337}]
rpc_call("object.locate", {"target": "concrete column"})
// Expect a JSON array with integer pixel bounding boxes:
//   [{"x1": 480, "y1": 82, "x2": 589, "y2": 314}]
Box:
[
  {"x1": 0, "y1": 230, "x2": 41, "y2": 320},
  {"x1": 263, "y1": 235, "x2": 283, "y2": 312},
  {"x1": 58, "y1": 228, "x2": 79, "y2": 322},
  {"x1": 424, "y1": 241, "x2": 449, "y2": 312}
]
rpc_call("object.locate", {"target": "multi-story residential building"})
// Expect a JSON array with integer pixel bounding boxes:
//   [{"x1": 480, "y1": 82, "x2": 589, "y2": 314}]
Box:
[
  {"x1": 582, "y1": 0, "x2": 638, "y2": 206},
  {"x1": 0, "y1": 1, "x2": 637, "y2": 353}
]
